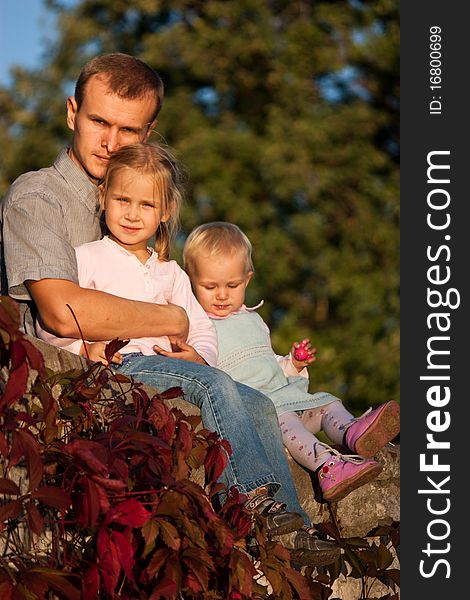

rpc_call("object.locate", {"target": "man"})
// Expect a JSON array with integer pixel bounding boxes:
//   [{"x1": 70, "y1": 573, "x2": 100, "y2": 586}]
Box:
[{"x1": 1, "y1": 53, "x2": 339, "y2": 566}]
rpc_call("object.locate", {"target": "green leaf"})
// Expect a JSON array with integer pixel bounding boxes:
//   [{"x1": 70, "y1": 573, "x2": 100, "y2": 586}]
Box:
[{"x1": 377, "y1": 542, "x2": 394, "y2": 570}]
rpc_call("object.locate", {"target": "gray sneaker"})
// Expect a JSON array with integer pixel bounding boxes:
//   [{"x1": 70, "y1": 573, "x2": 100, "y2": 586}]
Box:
[
  {"x1": 244, "y1": 491, "x2": 304, "y2": 535},
  {"x1": 275, "y1": 526, "x2": 341, "y2": 567}
]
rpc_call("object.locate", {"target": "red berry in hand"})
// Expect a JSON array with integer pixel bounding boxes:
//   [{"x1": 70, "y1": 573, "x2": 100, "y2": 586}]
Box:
[{"x1": 294, "y1": 346, "x2": 309, "y2": 361}]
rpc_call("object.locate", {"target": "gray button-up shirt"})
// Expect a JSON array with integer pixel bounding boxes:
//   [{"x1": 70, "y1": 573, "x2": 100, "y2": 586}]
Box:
[{"x1": 1, "y1": 149, "x2": 101, "y2": 334}]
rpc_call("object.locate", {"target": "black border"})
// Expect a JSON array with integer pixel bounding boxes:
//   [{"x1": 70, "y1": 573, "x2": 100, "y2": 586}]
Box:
[{"x1": 401, "y1": 2, "x2": 467, "y2": 596}]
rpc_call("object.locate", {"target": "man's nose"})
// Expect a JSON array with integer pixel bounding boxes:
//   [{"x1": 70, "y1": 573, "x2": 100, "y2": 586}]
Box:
[{"x1": 102, "y1": 127, "x2": 120, "y2": 153}]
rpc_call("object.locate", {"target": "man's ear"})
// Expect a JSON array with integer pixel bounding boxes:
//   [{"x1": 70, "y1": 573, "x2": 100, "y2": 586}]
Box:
[
  {"x1": 144, "y1": 118, "x2": 158, "y2": 141},
  {"x1": 66, "y1": 96, "x2": 78, "y2": 132}
]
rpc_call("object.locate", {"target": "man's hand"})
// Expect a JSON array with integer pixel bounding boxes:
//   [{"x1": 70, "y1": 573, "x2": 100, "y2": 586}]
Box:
[
  {"x1": 153, "y1": 339, "x2": 208, "y2": 365},
  {"x1": 291, "y1": 338, "x2": 317, "y2": 372},
  {"x1": 80, "y1": 342, "x2": 123, "y2": 366}
]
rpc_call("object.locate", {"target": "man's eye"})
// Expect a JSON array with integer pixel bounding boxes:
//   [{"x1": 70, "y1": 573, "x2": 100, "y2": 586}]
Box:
[{"x1": 92, "y1": 119, "x2": 105, "y2": 125}]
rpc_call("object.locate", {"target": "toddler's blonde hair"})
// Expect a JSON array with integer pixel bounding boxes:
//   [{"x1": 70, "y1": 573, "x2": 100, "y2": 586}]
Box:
[
  {"x1": 184, "y1": 222, "x2": 254, "y2": 277},
  {"x1": 100, "y1": 142, "x2": 183, "y2": 260}
]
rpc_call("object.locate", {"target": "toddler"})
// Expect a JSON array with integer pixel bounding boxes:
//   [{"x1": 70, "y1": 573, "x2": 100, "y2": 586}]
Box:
[{"x1": 183, "y1": 222, "x2": 400, "y2": 503}]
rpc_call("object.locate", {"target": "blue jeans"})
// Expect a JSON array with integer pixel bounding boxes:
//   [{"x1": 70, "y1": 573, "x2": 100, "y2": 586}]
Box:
[{"x1": 115, "y1": 353, "x2": 308, "y2": 522}]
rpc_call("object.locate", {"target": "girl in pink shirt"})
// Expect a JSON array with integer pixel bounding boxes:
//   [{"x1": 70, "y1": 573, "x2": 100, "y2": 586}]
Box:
[{"x1": 37, "y1": 142, "x2": 217, "y2": 366}]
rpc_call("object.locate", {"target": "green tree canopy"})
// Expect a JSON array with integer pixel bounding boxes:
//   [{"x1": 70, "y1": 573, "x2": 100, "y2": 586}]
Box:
[{"x1": 0, "y1": 0, "x2": 399, "y2": 413}]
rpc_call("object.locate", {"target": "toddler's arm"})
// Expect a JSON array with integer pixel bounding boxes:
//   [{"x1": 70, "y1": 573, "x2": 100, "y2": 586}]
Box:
[{"x1": 276, "y1": 338, "x2": 317, "y2": 378}]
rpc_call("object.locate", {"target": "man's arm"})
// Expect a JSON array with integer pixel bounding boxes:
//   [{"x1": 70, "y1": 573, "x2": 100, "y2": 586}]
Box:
[{"x1": 27, "y1": 279, "x2": 189, "y2": 341}]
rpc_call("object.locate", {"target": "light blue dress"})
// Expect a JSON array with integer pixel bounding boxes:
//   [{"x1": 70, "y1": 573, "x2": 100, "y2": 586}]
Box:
[{"x1": 211, "y1": 309, "x2": 339, "y2": 416}]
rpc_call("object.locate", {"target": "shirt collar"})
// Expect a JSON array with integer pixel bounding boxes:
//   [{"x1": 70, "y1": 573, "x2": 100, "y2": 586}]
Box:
[
  {"x1": 208, "y1": 300, "x2": 264, "y2": 319},
  {"x1": 53, "y1": 148, "x2": 99, "y2": 212},
  {"x1": 103, "y1": 235, "x2": 156, "y2": 261}
]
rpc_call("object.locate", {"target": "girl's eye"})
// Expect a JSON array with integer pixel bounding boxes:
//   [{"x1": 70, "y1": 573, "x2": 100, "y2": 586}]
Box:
[
  {"x1": 143, "y1": 203, "x2": 155, "y2": 208},
  {"x1": 228, "y1": 284, "x2": 239, "y2": 288},
  {"x1": 204, "y1": 286, "x2": 216, "y2": 290}
]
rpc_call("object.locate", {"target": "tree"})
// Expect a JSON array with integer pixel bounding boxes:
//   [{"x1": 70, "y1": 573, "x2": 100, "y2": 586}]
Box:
[{"x1": 0, "y1": 0, "x2": 399, "y2": 413}]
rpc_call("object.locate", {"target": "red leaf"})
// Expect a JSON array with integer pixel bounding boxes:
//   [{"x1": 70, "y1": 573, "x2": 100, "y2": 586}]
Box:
[
  {"x1": 10, "y1": 340, "x2": 27, "y2": 370},
  {"x1": 65, "y1": 440, "x2": 108, "y2": 475},
  {"x1": 0, "y1": 478, "x2": 20, "y2": 495},
  {"x1": 0, "y1": 581, "x2": 13, "y2": 600},
  {"x1": 146, "y1": 548, "x2": 172, "y2": 580},
  {"x1": 105, "y1": 499, "x2": 151, "y2": 527},
  {"x1": 21, "y1": 572, "x2": 49, "y2": 597},
  {"x1": 176, "y1": 421, "x2": 193, "y2": 457},
  {"x1": 204, "y1": 444, "x2": 229, "y2": 486},
  {"x1": 105, "y1": 338, "x2": 130, "y2": 364},
  {"x1": 0, "y1": 432, "x2": 8, "y2": 457},
  {"x1": 32, "y1": 486, "x2": 71, "y2": 511},
  {"x1": 76, "y1": 476, "x2": 101, "y2": 529},
  {"x1": 97, "y1": 529, "x2": 121, "y2": 596},
  {"x1": 0, "y1": 296, "x2": 21, "y2": 335},
  {"x1": 111, "y1": 530, "x2": 135, "y2": 580},
  {"x1": 157, "y1": 520, "x2": 181, "y2": 551},
  {"x1": 150, "y1": 576, "x2": 177, "y2": 599},
  {"x1": 0, "y1": 500, "x2": 22, "y2": 530},
  {"x1": 83, "y1": 565, "x2": 100, "y2": 600},
  {"x1": 29, "y1": 570, "x2": 81, "y2": 600},
  {"x1": 158, "y1": 387, "x2": 184, "y2": 400},
  {"x1": 21, "y1": 338, "x2": 46, "y2": 376},
  {"x1": 23, "y1": 446, "x2": 44, "y2": 493},
  {"x1": 1, "y1": 361, "x2": 28, "y2": 408},
  {"x1": 10, "y1": 430, "x2": 43, "y2": 492},
  {"x1": 26, "y1": 502, "x2": 44, "y2": 536}
]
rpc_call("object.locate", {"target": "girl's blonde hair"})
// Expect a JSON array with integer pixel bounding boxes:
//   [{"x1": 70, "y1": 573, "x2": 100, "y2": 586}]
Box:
[
  {"x1": 100, "y1": 142, "x2": 183, "y2": 260},
  {"x1": 184, "y1": 222, "x2": 254, "y2": 277}
]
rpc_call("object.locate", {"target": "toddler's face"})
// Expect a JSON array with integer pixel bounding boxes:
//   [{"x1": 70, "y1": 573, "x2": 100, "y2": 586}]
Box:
[{"x1": 191, "y1": 251, "x2": 252, "y2": 317}]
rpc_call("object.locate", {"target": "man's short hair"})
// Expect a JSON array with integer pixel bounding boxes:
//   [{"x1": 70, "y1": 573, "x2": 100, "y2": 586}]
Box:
[
  {"x1": 75, "y1": 53, "x2": 164, "y2": 120},
  {"x1": 184, "y1": 222, "x2": 254, "y2": 277}
]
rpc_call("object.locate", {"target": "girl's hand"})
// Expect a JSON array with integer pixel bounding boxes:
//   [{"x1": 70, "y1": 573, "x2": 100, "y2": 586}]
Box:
[
  {"x1": 291, "y1": 338, "x2": 317, "y2": 372},
  {"x1": 153, "y1": 339, "x2": 208, "y2": 365},
  {"x1": 81, "y1": 342, "x2": 123, "y2": 366}
]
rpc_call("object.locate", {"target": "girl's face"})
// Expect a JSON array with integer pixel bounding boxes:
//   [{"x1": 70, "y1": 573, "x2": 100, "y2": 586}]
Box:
[
  {"x1": 191, "y1": 251, "x2": 253, "y2": 317},
  {"x1": 104, "y1": 167, "x2": 166, "y2": 255}
]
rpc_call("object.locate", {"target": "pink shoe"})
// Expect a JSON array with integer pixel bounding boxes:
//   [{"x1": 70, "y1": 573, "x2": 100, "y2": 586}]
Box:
[
  {"x1": 345, "y1": 400, "x2": 400, "y2": 458},
  {"x1": 318, "y1": 455, "x2": 383, "y2": 503}
]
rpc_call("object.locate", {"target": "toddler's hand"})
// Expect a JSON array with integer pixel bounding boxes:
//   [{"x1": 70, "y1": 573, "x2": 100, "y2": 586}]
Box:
[
  {"x1": 153, "y1": 339, "x2": 208, "y2": 365},
  {"x1": 291, "y1": 338, "x2": 317, "y2": 372}
]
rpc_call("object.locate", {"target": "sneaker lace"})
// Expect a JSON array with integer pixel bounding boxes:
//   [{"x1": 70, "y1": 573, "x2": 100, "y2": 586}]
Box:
[{"x1": 313, "y1": 441, "x2": 369, "y2": 465}]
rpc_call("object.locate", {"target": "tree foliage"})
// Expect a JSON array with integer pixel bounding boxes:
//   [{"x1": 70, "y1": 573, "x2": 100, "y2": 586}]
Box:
[{"x1": 0, "y1": 0, "x2": 399, "y2": 413}]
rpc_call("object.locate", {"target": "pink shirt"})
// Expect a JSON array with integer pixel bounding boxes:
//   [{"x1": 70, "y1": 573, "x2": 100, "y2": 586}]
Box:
[{"x1": 37, "y1": 236, "x2": 218, "y2": 366}]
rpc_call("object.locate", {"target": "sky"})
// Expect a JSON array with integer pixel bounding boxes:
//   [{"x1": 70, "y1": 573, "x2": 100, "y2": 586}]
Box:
[{"x1": 0, "y1": 0, "x2": 72, "y2": 86}]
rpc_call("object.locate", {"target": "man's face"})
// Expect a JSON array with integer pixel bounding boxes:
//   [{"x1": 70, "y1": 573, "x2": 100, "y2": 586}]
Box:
[{"x1": 66, "y1": 75, "x2": 158, "y2": 184}]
